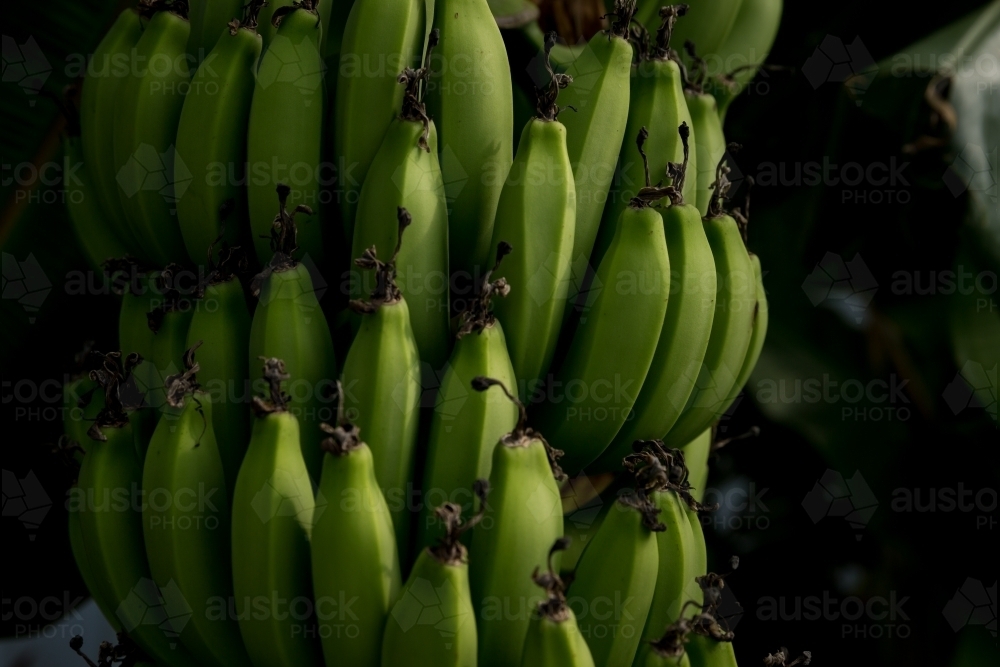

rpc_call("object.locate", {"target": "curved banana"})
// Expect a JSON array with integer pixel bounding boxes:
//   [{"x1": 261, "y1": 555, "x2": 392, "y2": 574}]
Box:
[
  {"x1": 248, "y1": 185, "x2": 338, "y2": 482},
  {"x1": 556, "y1": 0, "x2": 634, "y2": 302},
  {"x1": 335, "y1": 0, "x2": 425, "y2": 238},
  {"x1": 419, "y1": 246, "x2": 518, "y2": 553},
  {"x1": 569, "y1": 486, "x2": 662, "y2": 667},
  {"x1": 64, "y1": 132, "x2": 128, "y2": 271},
  {"x1": 681, "y1": 429, "x2": 713, "y2": 504},
  {"x1": 257, "y1": 0, "x2": 339, "y2": 56},
  {"x1": 79, "y1": 7, "x2": 143, "y2": 256},
  {"x1": 535, "y1": 130, "x2": 672, "y2": 474},
  {"x1": 468, "y1": 377, "x2": 566, "y2": 667},
  {"x1": 638, "y1": 0, "x2": 745, "y2": 61},
  {"x1": 683, "y1": 506, "x2": 708, "y2": 612},
  {"x1": 311, "y1": 393, "x2": 402, "y2": 667},
  {"x1": 664, "y1": 161, "x2": 756, "y2": 449},
  {"x1": 141, "y1": 345, "x2": 252, "y2": 667},
  {"x1": 73, "y1": 351, "x2": 198, "y2": 667},
  {"x1": 381, "y1": 488, "x2": 487, "y2": 667},
  {"x1": 341, "y1": 207, "x2": 422, "y2": 557},
  {"x1": 487, "y1": 33, "x2": 576, "y2": 397},
  {"x1": 683, "y1": 59, "x2": 727, "y2": 217},
  {"x1": 177, "y1": 1, "x2": 265, "y2": 264},
  {"x1": 188, "y1": 0, "x2": 246, "y2": 57},
  {"x1": 592, "y1": 7, "x2": 697, "y2": 268},
  {"x1": 352, "y1": 36, "x2": 450, "y2": 370},
  {"x1": 231, "y1": 358, "x2": 323, "y2": 666},
  {"x1": 113, "y1": 3, "x2": 192, "y2": 264},
  {"x1": 712, "y1": 0, "x2": 783, "y2": 121},
  {"x1": 595, "y1": 124, "x2": 715, "y2": 470},
  {"x1": 67, "y1": 484, "x2": 121, "y2": 632},
  {"x1": 427, "y1": 0, "x2": 514, "y2": 280},
  {"x1": 520, "y1": 538, "x2": 595, "y2": 667},
  {"x1": 247, "y1": 1, "x2": 326, "y2": 265}
]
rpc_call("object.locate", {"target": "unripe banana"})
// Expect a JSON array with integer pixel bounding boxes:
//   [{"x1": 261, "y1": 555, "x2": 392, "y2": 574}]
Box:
[
  {"x1": 468, "y1": 376, "x2": 566, "y2": 667},
  {"x1": 188, "y1": 0, "x2": 247, "y2": 57},
  {"x1": 683, "y1": 506, "x2": 708, "y2": 612},
  {"x1": 247, "y1": 1, "x2": 326, "y2": 265},
  {"x1": 248, "y1": 185, "x2": 338, "y2": 482},
  {"x1": 381, "y1": 486, "x2": 487, "y2": 667},
  {"x1": 142, "y1": 344, "x2": 253, "y2": 667},
  {"x1": 116, "y1": 267, "x2": 159, "y2": 453},
  {"x1": 351, "y1": 35, "x2": 450, "y2": 370},
  {"x1": 73, "y1": 351, "x2": 198, "y2": 667},
  {"x1": 427, "y1": 0, "x2": 514, "y2": 280},
  {"x1": 487, "y1": 34, "x2": 576, "y2": 396},
  {"x1": 712, "y1": 0, "x2": 783, "y2": 121},
  {"x1": 67, "y1": 484, "x2": 121, "y2": 632},
  {"x1": 520, "y1": 538, "x2": 595, "y2": 667},
  {"x1": 334, "y1": 0, "x2": 425, "y2": 238},
  {"x1": 638, "y1": 0, "x2": 745, "y2": 61},
  {"x1": 113, "y1": 3, "x2": 192, "y2": 264},
  {"x1": 79, "y1": 7, "x2": 143, "y2": 256},
  {"x1": 311, "y1": 390, "x2": 402, "y2": 667},
  {"x1": 664, "y1": 159, "x2": 756, "y2": 448},
  {"x1": 685, "y1": 636, "x2": 738, "y2": 667},
  {"x1": 569, "y1": 486, "x2": 663, "y2": 667},
  {"x1": 556, "y1": 0, "x2": 634, "y2": 301},
  {"x1": 231, "y1": 358, "x2": 323, "y2": 667},
  {"x1": 534, "y1": 130, "x2": 672, "y2": 474},
  {"x1": 640, "y1": 615, "x2": 693, "y2": 667},
  {"x1": 593, "y1": 7, "x2": 697, "y2": 268},
  {"x1": 419, "y1": 246, "x2": 518, "y2": 553},
  {"x1": 595, "y1": 124, "x2": 715, "y2": 470},
  {"x1": 644, "y1": 647, "x2": 692, "y2": 667},
  {"x1": 681, "y1": 429, "x2": 713, "y2": 504},
  {"x1": 176, "y1": 1, "x2": 265, "y2": 264},
  {"x1": 63, "y1": 372, "x2": 103, "y2": 459},
  {"x1": 63, "y1": 133, "x2": 128, "y2": 271},
  {"x1": 683, "y1": 58, "x2": 727, "y2": 217},
  {"x1": 144, "y1": 267, "x2": 196, "y2": 432},
  {"x1": 257, "y1": 0, "x2": 338, "y2": 56},
  {"x1": 341, "y1": 207, "x2": 422, "y2": 557}
]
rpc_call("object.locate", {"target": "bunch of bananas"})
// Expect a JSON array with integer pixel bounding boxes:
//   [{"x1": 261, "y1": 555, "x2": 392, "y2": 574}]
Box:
[{"x1": 61, "y1": 0, "x2": 783, "y2": 665}]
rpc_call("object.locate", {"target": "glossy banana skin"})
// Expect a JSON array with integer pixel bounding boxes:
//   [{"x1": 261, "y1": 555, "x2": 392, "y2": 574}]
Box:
[
  {"x1": 75, "y1": 423, "x2": 199, "y2": 667},
  {"x1": 714, "y1": 0, "x2": 783, "y2": 120},
  {"x1": 80, "y1": 8, "x2": 144, "y2": 256},
  {"x1": 685, "y1": 635, "x2": 738, "y2": 667},
  {"x1": 570, "y1": 502, "x2": 660, "y2": 667},
  {"x1": 187, "y1": 277, "x2": 252, "y2": 489},
  {"x1": 683, "y1": 508, "x2": 708, "y2": 611},
  {"x1": 381, "y1": 548, "x2": 478, "y2": 667},
  {"x1": 176, "y1": 23, "x2": 262, "y2": 263},
  {"x1": 536, "y1": 205, "x2": 671, "y2": 474},
  {"x1": 247, "y1": 8, "x2": 325, "y2": 265},
  {"x1": 557, "y1": 30, "x2": 632, "y2": 298},
  {"x1": 231, "y1": 411, "x2": 323, "y2": 667},
  {"x1": 664, "y1": 214, "x2": 755, "y2": 448},
  {"x1": 188, "y1": 0, "x2": 245, "y2": 57},
  {"x1": 142, "y1": 393, "x2": 253, "y2": 667},
  {"x1": 67, "y1": 486, "x2": 122, "y2": 631},
  {"x1": 521, "y1": 609, "x2": 596, "y2": 667},
  {"x1": 335, "y1": 0, "x2": 425, "y2": 237},
  {"x1": 639, "y1": 0, "x2": 745, "y2": 60},
  {"x1": 686, "y1": 93, "x2": 726, "y2": 217},
  {"x1": 595, "y1": 202, "x2": 716, "y2": 471},
  {"x1": 248, "y1": 263, "x2": 338, "y2": 482},
  {"x1": 469, "y1": 440, "x2": 564, "y2": 667},
  {"x1": 352, "y1": 119, "x2": 451, "y2": 370},
  {"x1": 488, "y1": 118, "x2": 576, "y2": 395},
  {"x1": 714, "y1": 254, "x2": 768, "y2": 421},
  {"x1": 594, "y1": 58, "x2": 697, "y2": 268},
  {"x1": 681, "y1": 429, "x2": 713, "y2": 505},
  {"x1": 64, "y1": 137, "x2": 128, "y2": 271},
  {"x1": 419, "y1": 323, "x2": 518, "y2": 552},
  {"x1": 428, "y1": 0, "x2": 514, "y2": 279},
  {"x1": 311, "y1": 442, "x2": 402, "y2": 667},
  {"x1": 113, "y1": 9, "x2": 191, "y2": 265}
]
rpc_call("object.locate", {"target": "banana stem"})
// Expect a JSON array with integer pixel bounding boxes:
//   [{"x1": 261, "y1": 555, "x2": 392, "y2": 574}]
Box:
[
  {"x1": 349, "y1": 207, "x2": 411, "y2": 312},
  {"x1": 535, "y1": 32, "x2": 574, "y2": 121},
  {"x1": 429, "y1": 479, "x2": 490, "y2": 565},
  {"x1": 531, "y1": 536, "x2": 573, "y2": 622},
  {"x1": 251, "y1": 357, "x2": 291, "y2": 415},
  {"x1": 455, "y1": 242, "x2": 512, "y2": 336},
  {"x1": 87, "y1": 351, "x2": 143, "y2": 438}
]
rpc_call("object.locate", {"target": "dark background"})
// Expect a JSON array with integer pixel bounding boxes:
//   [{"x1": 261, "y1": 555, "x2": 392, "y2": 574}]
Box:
[{"x1": 2, "y1": 1, "x2": 997, "y2": 665}]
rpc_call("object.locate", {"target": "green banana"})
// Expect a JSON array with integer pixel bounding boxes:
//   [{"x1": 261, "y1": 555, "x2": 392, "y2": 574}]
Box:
[
  {"x1": 468, "y1": 376, "x2": 566, "y2": 667},
  {"x1": 685, "y1": 636, "x2": 738, "y2": 667},
  {"x1": 334, "y1": 0, "x2": 425, "y2": 238},
  {"x1": 144, "y1": 267, "x2": 196, "y2": 431},
  {"x1": 639, "y1": 612, "x2": 693, "y2": 667},
  {"x1": 188, "y1": 0, "x2": 247, "y2": 57},
  {"x1": 67, "y1": 484, "x2": 121, "y2": 632},
  {"x1": 683, "y1": 55, "x2": 727, "y2": 217},
  {"x1": 351, "y1": 34, "x2": 450, "y2": 370},
  {"x1": 638, "y1": 0, "x2": 745, "y2": 61},
  {"x1": 593, "y1": 7, "x2": 697, "y2": 269},
  {"x1": 681, "y1": 429, "x2": 713, "y2": 504},
  {"x1": 520, "y1": 537, "x2": 595, "y2": 667},
  {"x1": 116, "y1": 267, "x2": 159, "y2": 452},
  {"x1": 176, "y1": 1, "x2": 265, "y2": 264},
  {"x1": 712, "y1": 0, "x2": 784, "y2": 121},
  {"x1": 63, "y1": 133, "x2": 128, "y2": 271},
  {"x1": 230, "y1": 358, "x2": 323, "y2": 666},
  {"x1": 535, "y1": 130, "x2": 672, "y2": 474},
  {"x1": 311, "y1": 388, "x2": 402, "y2": 667},
  {"x1": 341, "y1": 207, "x2": 422, "y2": 557},
  {"x1": 63, "y1": 344, "x2": 105, "y2": 458},
  {"x1": 186, "y1": 246, "x2": 252, "y2": 489},
  {"x1": 381, "y1": 486, "x2": 487, "y2": 667},
  {"x1": 595, "y1": 124, "x2": 715, "y2": 470},
  {"x1": 683, "y1": 507, "x2": 708, "y2": 612},
  {"x1": 248, "y1": 185, "x2": 338, "y2": 482},
  {"x1": 113, "y1": 3, "x2": 192, "y2": 265},
  {"x1": 73, "y1": 351, "x2": 198, "y2": 667},
  {"x1": 257, "y1": 0, "x2": 338, "y2": 56},
  {"x1": 569, "y1": 486, "x2": 663, "y2": 667},
  {"x1": 79, "y1": 7, "x2": 144, "y2": 257},
  {"x1": 247, "y1": 0, "x2": 326, "y2": 265},
  {"x1": 664, "y1": 159, "x2": 756, "y2": 448},
  {"x1": 487, "y1": 33, "x2": 576, "y2": 397},
  {"x1": 427, "y1": 0, "x2": 514, "y2": 280},
  {"x1": 419, "y1": 245, "x2": 518, "y2": 552},
  {"x1": 557, "y1": 0, "x2": 634, "y2": 302},
  {"x1": 644, "y1": 644, "x2": 692, "y2": 667},
  {"x1": 141, "y1": 344, "x2": 252, "y2": 667}
]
